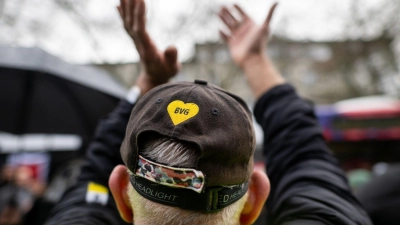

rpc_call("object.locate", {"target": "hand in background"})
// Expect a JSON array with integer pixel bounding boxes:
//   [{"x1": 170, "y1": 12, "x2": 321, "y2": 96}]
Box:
[
  {"x1": 219, "y1": 3, "x2": 285, "y2": 99},
  {"x1": 118, "y1": 0, "x2": 181, "y2": 95},
  {"x1": 219, "y1": 3, "x2": 277, "y2": 68}
]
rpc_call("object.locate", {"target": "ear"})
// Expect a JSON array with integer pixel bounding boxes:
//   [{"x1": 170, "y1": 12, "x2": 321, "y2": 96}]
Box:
[
  {"x1": 109, "y1": 165, "x2": 133, "y2": 223},
  {"x1": 240, "y1": 170, "x2": 270, "y2": 225}
]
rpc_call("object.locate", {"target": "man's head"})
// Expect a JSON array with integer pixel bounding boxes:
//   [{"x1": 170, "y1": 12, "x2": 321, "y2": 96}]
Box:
[{"x1": 109, "y1": 80, "x2": 270, "y2": 225}]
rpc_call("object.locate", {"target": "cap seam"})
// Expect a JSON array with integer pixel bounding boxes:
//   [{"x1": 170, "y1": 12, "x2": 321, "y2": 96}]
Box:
[{"x1": 169, "y1": 84, "x2": 198, "y2": 137}]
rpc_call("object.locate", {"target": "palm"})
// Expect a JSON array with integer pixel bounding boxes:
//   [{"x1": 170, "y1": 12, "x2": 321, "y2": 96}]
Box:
[
  {"x1": 136, "y1": 42, "x2": 179, "y2": 84},
  {"x1": 227, "y1": 20, "x2": 267, "y2": 66},
  {"x1": 219, "y1": 4, "x2": 277, "y2": 67}
]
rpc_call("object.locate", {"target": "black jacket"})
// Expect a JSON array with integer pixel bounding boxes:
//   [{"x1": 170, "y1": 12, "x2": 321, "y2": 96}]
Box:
[
  {"x1": 45, "y1": 100, "x2": 133, "y2": 225},
  {"x1": 45, "y1": 84, "x2": 372, "y2": 225},
  {"x1": 254, "y1": 84, "x2": 371, "y2": 225}
]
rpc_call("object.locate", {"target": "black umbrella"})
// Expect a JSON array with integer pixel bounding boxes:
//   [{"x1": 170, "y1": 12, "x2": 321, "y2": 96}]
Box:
[
  {"x1": 0, "y1": 46, "x2": 127, "y2": 156},
  {"x1": 0, "y1": 46, "x2": 128, "y2": 225}
]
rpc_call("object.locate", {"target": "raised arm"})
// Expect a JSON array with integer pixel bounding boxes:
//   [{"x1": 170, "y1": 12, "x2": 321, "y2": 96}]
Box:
[
  {"x1": 219, "y1": 3, "x2": 284, "y2": 99},
  {"x1": 78, "y1": 0, "x2": 181, "y2": 188},
  {"x1": 220, "y1": 4, "x2": 372, "y2": 225},
  {"x1": 45, "y1": 1, "x2": 180, "y2": 224}
]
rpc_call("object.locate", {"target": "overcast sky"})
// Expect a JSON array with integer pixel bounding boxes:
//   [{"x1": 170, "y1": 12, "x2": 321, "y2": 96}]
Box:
[{"x1": 0, "y1": 0, "x2": 393, "y2": 64}]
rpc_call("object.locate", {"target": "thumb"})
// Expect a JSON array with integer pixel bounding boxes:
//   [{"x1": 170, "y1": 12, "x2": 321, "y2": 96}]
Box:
[
  {"x1": 262, "y1": 3, "x2": 278, "y2": 32},
  {"x1": 164, "y1": 46, "x2": 178, "y2": 64}
]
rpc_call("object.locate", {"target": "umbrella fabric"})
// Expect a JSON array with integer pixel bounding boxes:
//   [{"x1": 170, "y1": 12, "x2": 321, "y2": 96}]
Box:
[
  {"x1": 0, "y1": 46, "x2": 126, "y2": 98},
  {"x1": 0, "y1": 67, "x2": 119, "y2": 146},
  {"x1": 0, "y1": 47, "x2": 127, "y2": 156},
  {"x1": 0, "y1": 46, "x2": 128, "y2": 225}
]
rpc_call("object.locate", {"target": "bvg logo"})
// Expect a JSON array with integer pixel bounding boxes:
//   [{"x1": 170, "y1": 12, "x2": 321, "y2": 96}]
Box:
[
  {"x1": 167, "y1": 100, "x2": 199, "y2": 125},
  {"x1": 174, "y1": 107, "x2": 190, "y2": 115}
]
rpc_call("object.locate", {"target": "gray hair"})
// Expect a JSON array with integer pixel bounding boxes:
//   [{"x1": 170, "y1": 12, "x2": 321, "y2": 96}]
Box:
[{"x1": 140, "y1": 136, "x2": 199, "y2": 168}]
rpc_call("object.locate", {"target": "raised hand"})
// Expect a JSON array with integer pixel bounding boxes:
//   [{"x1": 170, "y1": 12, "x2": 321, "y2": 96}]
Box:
[
  {"x1": 219, "y1": 4, "x2": 277, "y2": 68},
  {"x1": 118, "y1": 0, "x2": 181, "y2": 94},
  {"x1": 219, "y1": 3, "x2": 284, "y2": 99}
]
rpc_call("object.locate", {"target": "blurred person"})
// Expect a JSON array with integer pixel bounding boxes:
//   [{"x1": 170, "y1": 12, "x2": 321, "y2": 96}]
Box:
[
  {"x1": 3, "y1": 152, "x2": 49, "y2": 197},
  {"x1": 1, "y1": 165, "x2": 14, "y2": 184},
  {"x1": 45, "y1": 0, "x2": 372, "y2": 224},
  {"x1": 0, "y1": 166, "x2": 36, "y2": 225},
  {"x1": 356, "y1": 164, "x2": 400, "y2": 225},
  {"x1": 0, "y1": 152, "x2": 49, "y2": 225}
]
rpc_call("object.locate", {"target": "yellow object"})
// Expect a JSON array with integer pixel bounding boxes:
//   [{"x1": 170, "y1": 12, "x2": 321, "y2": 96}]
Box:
[
  {"x1": 167, "y1": 100, "x2": 199, "y2": 125},
  {"x1": 88, "y1": 182, "x2": 108, "y2": 194},
  {"x1": 86, "y1": 182, "x2": 109, "y2": 205}
]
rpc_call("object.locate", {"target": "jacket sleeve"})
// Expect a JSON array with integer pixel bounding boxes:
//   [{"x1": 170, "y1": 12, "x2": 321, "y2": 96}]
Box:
[
  {"x1": 254, "y1": 84, "x2": 372, "y2": 225},
  {"x1": 45, "y1": 100, "x2": 134, "y2": 225}
]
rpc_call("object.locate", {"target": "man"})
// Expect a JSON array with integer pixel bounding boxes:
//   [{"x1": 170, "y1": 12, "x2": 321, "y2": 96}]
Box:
[{"x1": 45, "y1": 0, "x2": 372, "y2": 224}]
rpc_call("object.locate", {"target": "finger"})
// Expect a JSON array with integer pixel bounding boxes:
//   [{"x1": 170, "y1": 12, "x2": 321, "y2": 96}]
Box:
[
  {"x1": 222, "y1": 7, "x2": 238, "y2": 25},
  {"x1": 134, "y1": 0, "x2": 153, "y2": 48},
  {"x1": 122, "y1": 0, "x2": 130, "y2": 28},
  {"x1": 219, "y1": 30, "x2": 231, "y2": 43},
  {"x1": 119, "y1": 0, "x2": 125, "y2": 18},
  {"x1": 127, "y1": 0, "x2": 136, "y2": 30},
  {"x1": 263, "y1": 3, "x2": 278, "y2": 28},
  {"x1": 233, "y1": 4, "x2": 249, "y2": 20},
  {"x1": 134, "y1": 0, "x2": 146, "y2": 33},
  {"x1": 219, "y1": 7, "x2": 237, "y2": 31},
  {"x1": 164, "y1": 46, "x2": 178, "y2": 64}
]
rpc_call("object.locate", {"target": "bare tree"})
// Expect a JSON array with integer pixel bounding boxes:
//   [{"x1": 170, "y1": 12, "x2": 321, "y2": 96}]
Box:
[{"x1": 337, "y1": 0, "x2": 400, "y2": 96}]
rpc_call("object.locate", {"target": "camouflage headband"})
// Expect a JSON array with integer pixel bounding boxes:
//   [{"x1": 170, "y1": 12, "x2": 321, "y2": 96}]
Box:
[{"x1": 135, "y1": 155, "x2": 205, "y2": 193}]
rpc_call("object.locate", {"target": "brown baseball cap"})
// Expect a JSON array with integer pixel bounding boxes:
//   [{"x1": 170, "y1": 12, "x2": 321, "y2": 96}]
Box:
[{"x1": 120, "y1": 80, "x2": 255, "y2": 211}]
